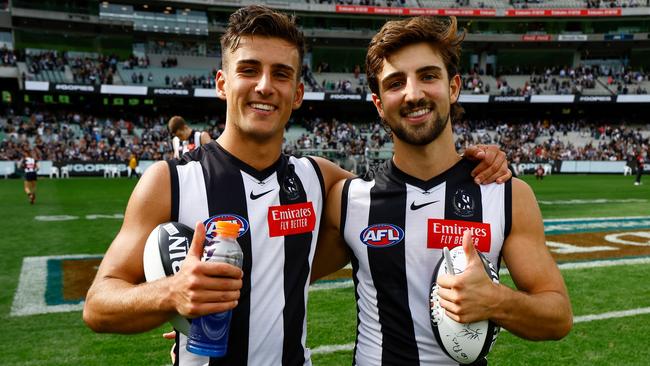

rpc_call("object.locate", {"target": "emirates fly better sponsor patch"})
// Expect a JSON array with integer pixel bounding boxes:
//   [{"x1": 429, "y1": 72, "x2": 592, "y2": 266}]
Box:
[
  {"x1": 427, "y1": 219, "x2": 491, "y2": 252},
  {"x1": 267, "y1": 202, "x2": 316, "y2": 237}
]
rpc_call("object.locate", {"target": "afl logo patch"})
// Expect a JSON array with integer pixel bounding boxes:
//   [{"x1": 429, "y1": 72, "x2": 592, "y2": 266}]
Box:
[
  {"x1": 453, "y1": 188, "x2": 475, "y2": 217},
  {"x1": 204, "y1": 214, "x2": 249, "y2": 239},
  {"x1": 360, "y1": 224, "x2": 404, "y2": 248}
]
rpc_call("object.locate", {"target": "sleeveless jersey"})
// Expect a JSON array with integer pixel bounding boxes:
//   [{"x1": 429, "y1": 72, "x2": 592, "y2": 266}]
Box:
[
  {"x1": 341, "y1": 159, "x2": 511, "y2": 366},
  {"x1": 167, "y1": 141, "x2": 325, "y2": 366},
  {"x1": 173, "y1": 130, "x2": 203, "y2": 157},
  {"x1": 23, "y1": 157, "x2": 37, "y2": 173}
]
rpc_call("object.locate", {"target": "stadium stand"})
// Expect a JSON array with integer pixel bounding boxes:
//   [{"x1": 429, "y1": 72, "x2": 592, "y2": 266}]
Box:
[{"x1": 2, "y1": 106, "x2": 647, "y2": 177}]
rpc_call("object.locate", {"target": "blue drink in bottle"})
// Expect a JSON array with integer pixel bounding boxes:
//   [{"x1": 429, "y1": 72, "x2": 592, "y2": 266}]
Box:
[{"x1": 186, "y1": 221, "x2": 243, "y2": 357}]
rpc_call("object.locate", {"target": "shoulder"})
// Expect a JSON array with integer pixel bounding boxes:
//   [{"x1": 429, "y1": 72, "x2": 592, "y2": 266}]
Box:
[
  {"x1": 511, "y1": 177, "x2": 535, "y2": 200},
  {"x1": 307, "y1": 156, "x2": 355, "y2": 194}
]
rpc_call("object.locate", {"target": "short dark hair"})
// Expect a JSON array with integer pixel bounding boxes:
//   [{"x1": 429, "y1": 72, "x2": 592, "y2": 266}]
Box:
[
  {"x1": 221, "y1": 5, "x2": 305, "y2": 78},
  {"x1": 167, "y1": 116, "x2": 186, "y2": 134},
  {"x1": 366, "y1": 16, "x2": 465, "y2": 122}
]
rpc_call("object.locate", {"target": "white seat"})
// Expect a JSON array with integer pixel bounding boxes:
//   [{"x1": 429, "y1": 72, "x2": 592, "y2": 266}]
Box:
[
  {"x1": 49, "y1": 167, "x2": 60, "y2": 179},
  {"x1": 60, "y1": 166, "x2": 70, "y2": 178},
  {"x1": 104, "y1": 165, "x2": 120, "y2": 178},
  {"x1": 624, "y1": 166, "x2": 633, "y2": 176},
  {"x1": 517, "y1": 163, "x2": 527, "y2": 176}
]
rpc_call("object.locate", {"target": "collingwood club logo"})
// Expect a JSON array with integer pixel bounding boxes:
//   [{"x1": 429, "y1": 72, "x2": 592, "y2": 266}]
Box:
[
  {"x1": 453, "y1": 188, "x2": 475, "y2": 217},
  {"x1": 282, "y1": 164, "x2": 301, "y2": 200}
]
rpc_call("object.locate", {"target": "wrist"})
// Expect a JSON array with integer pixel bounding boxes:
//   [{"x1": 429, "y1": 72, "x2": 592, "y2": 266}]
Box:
[{"x1": 488, "y1": 282, "x2": 509, "y2": 321}]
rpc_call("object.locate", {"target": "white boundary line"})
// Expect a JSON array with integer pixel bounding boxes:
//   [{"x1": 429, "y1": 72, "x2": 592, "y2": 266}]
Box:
[
  {"x1": 544, "y1": 215, "x2": 650, "y2": 222},
  {"x1": 310, "y1": 256, "x2": 650, "y2": 291}
]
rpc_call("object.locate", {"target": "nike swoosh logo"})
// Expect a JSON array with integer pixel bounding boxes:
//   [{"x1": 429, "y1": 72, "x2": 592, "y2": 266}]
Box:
[
  {"x1": 410, "y1": 200, "x2": 439, "y2": 210},
  {"x1": 250, "y1": 189, "x2": 274, "y2": 200}
]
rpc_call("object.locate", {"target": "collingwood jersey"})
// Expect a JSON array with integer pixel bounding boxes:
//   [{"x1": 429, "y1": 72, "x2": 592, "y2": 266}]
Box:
[
  {"x1": 341, "y1": 159, "x2": 511, "y2": 366},
  {"x1": 173, "y1": 130, "x2": 203, "y2": 157},
  {"x1": 167, "y1": 142, "x2": 325, "y2": 366},
  {"x1": 23, "y1": 157, "x2": 37, "y2": 173}
]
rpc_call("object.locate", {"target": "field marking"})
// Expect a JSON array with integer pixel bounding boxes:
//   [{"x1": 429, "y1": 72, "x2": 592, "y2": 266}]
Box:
[
  {"x1": 310, "y1": 306, "x2": 650, "y2": 355},
  {"x1": 543, "y1": 215, "x2": 650, "y2": 223},
  {"x1": 34, "y1": 214, "x2": 124, "y2": 221},
  {"x1": 538, "y1": 199, "x2": 647, "y2": 205},
  {"x1": 573, "y1": 307, "x2": 650, "y2": 323},
  {"x1": 10, "y1": 254, "x2": 102, "y2": 317},
  {"x1": 543, "y1": 217, "x2": 650, "y2": 235},
  {"x1": 311, "y1": 343, "x2": 355, "y2": 355}
]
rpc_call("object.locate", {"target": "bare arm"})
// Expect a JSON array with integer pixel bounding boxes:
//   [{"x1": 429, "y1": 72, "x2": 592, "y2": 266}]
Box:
[
  {"x1": 492, "y1": 178, "x2": 572, "y2": 339},
  {"x1": 309, "y1": 157, "x2": 353, "y2": 281},
  {"x1": 436, "y1": 178, "x2": 572, "y2": 340},
  {"x1": 200, "y1": 131, "x2": 212, "y2": 146},
  {"x1": 311, "y1": 179, "x2": 350, "y2": 282},
  {"x1": 83, "y1": 161, "x2": 242, "y2": 333}
]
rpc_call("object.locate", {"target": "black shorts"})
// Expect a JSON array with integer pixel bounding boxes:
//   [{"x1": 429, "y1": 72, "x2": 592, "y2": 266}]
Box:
[{"x1": 25, "y1": 172, "x2": 37, "y2": 181}]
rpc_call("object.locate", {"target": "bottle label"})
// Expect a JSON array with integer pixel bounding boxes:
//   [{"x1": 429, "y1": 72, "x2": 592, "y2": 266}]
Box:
[
  {"x1": 427, "y1": 219, "x2": 492, "y2": 252},
  {"x1": 204, "y1": 214, "x2": 250, "y2": 240},
  {"x1": 267, "y1": 202, "x2": 316, "y2": 237}
]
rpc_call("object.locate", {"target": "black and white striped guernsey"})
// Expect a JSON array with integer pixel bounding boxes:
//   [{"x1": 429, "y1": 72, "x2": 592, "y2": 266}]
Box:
[
  {"x1": 167, "y1": 141, "x2": 325, "y2": 366},
  {"x1": 23, "y1": 157, "x2": 37, "y2": 173},
  {"x1": 341, "y1": 159, "x2": 512, "y2": 366}
]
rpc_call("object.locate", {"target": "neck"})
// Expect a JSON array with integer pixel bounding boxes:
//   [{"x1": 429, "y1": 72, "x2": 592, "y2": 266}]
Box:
[
  {"x1": 391, "y1": 122, "x2": 461, "y2": 181},
  {"x1": 217, "y1": 126, "x2": 283, "y2": 171}
]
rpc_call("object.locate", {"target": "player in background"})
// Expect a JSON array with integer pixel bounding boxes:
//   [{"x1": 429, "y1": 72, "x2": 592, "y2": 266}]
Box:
[
  {"x1": 84, "y1": 6, "x2": 511, "y2": 366},
  {"x1": 634, "y1": 149, "x2": 645, "y2": 186},
  {"x1": 312, "y1": 16, "x2": 572, "y2": 365},
  {"x1": 168, "y1": 115, "x2": 212, "y2": 159},
  {"x1": 21, "y1": 149, "x2": 39, "y2": 205}
]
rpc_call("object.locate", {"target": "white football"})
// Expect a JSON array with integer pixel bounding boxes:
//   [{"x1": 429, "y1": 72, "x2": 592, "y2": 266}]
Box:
[
  {"x1": 430, "y1": 246, "x2": 500, "y2": 364},
  {"x1": 143, "y1": 221, "x2": 194, "y2": 335}
]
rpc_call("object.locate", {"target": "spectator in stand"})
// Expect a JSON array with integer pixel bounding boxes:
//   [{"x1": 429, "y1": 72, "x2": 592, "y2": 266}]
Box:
[{"x1": 128, "y1": 153, "x2": 139, "y2": 179}]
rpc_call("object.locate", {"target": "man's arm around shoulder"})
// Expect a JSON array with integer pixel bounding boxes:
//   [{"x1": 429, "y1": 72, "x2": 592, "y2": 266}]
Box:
[
  {"x1": 309, "y1": 157, "x2": 353, "y2": 282},
  {"x1": 311, "y1": 178, "x2": 350, "y2": 282}
]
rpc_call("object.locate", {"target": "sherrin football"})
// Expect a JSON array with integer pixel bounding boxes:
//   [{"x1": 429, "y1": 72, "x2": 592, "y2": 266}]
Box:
[
  {"x1": 429, "y1": 246, "x2": 500, "y2": 365},
  {"x1": 143, "y1": 221, "x2": 194, "y2": 335}
]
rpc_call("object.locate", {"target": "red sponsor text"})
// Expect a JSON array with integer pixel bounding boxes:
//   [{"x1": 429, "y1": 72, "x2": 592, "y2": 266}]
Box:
[
  {"x1": 427, "y1": 219, "x2": 491, "y2": 252},
  {"x1": 268, "y1": 202, "x2": 316, "y2": 237}
]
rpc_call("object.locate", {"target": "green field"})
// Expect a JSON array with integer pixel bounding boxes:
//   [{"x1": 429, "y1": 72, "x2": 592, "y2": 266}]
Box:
[{"x1": 1, "y1": 174, "x2": 649, "y2": 365}]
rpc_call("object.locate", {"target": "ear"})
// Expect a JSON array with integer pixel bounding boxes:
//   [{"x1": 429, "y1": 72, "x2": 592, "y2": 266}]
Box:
[
  {"x1": 293, "y1": 81, "x2": 305, "y2": 110},
  {"x1": 371, "y1": 93, "x2": 385, "y2": 120},
  {"x1": 216, "y1": 69, "x2": 226, "y2": 101},
  {"x1": 449, "y1": 74, "x2": 461, "y2": 104}
]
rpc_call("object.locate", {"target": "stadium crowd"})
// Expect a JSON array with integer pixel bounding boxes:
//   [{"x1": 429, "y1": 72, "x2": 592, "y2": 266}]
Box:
[
  {"x1": 454, "y1": 119, "x2": 649, "y2": 169},
  {"x1": 0, "y1": 108, "x2": 222, "y2": 163},
  {"x1": 8, "y1": 48, "x2": 650, "y2": 95},
  {"x1": 1, "y1": 109, "x2": 647, "y2": 176}
]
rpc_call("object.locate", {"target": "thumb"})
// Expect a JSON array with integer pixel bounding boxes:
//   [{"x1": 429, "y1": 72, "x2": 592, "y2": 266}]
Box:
[
  {"x1": 188, "y1": 221, "x2": 207, "y2": 259},
  {"x1": 461, "y1": 230, "x2": 480, "y2": 264}
]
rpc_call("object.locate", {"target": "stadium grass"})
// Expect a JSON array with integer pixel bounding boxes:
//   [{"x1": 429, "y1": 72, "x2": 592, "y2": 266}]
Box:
[{"x1": 0, "y1": 174, "x2": 649, "y2": 365}]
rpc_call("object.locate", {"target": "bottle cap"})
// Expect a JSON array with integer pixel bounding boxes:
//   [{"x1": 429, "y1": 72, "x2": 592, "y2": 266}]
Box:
[{"x1": 216, "y1": 221, "x2": 240, "y2": 238}]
